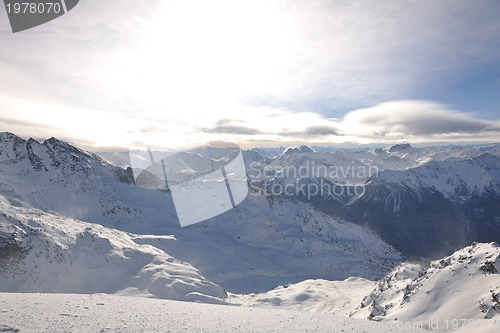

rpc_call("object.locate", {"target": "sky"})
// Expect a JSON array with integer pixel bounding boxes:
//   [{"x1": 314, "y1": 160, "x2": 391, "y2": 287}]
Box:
[{"x1": 0, "y1": 0, "x2": 500, "y2": 150}]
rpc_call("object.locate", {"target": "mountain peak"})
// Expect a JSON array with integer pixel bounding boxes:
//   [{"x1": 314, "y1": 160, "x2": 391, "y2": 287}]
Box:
[
  {"x1": 44, "y1": 136, "x2": 67, "y2": 146},
  {"x1": 388, "y1": 143, "x2": 412, "y2": 152},
  {"x1": 0, "y1": 131, "x2": 24, "y2": 142},
  {"x1": 284, "y1": 145, "x2": 314, "y2": 155},
  {"x1": 43, "y1": 136, "x2": 93, "y2": 158},
  {"x1": 299, "y1": 145, "x2": 314, "y2": 153}
]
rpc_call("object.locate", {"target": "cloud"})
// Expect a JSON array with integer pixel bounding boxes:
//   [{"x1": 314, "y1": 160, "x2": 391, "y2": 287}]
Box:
[
  {"x1": 341, "y1": 101, "x2": 500, "y2": 142},
  {"x1": 204, "y1": 125, "x2": 263, "y2": 135},
  {"x1": 2, "y1": 95, "x2": 498, "y2": 149},
  {"x1": 201, "y1": 115, "x2": 342, "y2": 140},
  {"x1": 0, "y1": 115, "x2": 58, "y2": 131},
  {"x1": 201, "y1": 118, "x2": 262, "y2": 135},
  {"x1": 204, "y1": 123, "x2": 340, "y2": 138},
  {"x1": 302, "y1": 126, "x2": 340, "y2": 137},
  {"x1": 279, "y1": 126, "x2": 340, "y2": 138}
]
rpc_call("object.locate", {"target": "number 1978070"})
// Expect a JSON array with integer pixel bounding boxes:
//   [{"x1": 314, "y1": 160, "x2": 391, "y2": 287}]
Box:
[{"x1": 6, "y1": 2, "x2": 62, "y2": 14}]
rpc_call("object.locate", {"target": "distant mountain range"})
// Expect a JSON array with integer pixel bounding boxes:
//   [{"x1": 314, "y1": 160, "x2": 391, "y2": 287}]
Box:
[
  {"x1": 98, "y1": 142, "x2": 500, "y2": 259},
  {"x1": 237, "y1": 143, "x2": 500, "y2": 258}
]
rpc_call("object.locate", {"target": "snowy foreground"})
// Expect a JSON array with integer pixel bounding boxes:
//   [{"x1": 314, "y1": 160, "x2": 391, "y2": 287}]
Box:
[
  {"x1": 0, "y1": 291, "x2": 498, "y2": 333},
  {"x1": 0, "y1": 292, "x2": 428, "y2": 333}
]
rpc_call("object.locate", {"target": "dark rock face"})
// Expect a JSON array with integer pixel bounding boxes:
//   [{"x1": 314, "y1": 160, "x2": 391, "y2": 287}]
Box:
[
  {"x1": 26, "y1": 139, "x2": 47, "y2": 171},
  {"x1": 342, "y1": 182, "x2": 470, "y2": 258},
  {"x1": 462, "y1": 189, "x2": 500, "y2": 243},
  {"x1": 0, "y1": 228, "x2": 30, "y2": 278},
  {"x1": 114, "y1": 167, "x2": 135, "y2": 185},
  {"x1": 339, "y1": 155, "x2": 500, "y2": 259},
  {"x1": 480, "y1": 260, "x2": 498, "y2": 274},
  {"x1": 266, "y1": 173, "x2": 498, "y2": 259}
]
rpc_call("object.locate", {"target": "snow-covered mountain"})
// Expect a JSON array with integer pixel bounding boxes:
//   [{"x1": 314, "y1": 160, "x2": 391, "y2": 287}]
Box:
[
  {"x1": 2, "y1": 132, "x2": 500, "y2": 332},
  {"x1": 351, "y1": 242, "x2": 500, "y2": 325},
  {"x1": 345, "y1": 153, "x2": 500, "y2": 258},
  {"x1": 234, "y1": 143, "x2": 500, "y2": 258},
  {"x1": 0, "y1": 132, "x2": 401, "y2": 296},
  {"x1": 372, "y1": 153, "x2": 500, "y2": 200},
  {"x1": 282, "y1": 145, "x2": 314, "y2": 155}
]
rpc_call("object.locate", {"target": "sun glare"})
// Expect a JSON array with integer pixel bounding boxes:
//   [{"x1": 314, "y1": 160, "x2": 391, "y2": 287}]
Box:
[{"x1": 104, "y1": 0, "x2": 298, "y2": 129}]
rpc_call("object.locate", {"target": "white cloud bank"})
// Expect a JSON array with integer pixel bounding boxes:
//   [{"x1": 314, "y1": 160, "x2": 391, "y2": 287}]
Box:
[
  {"x1": 1, "y1": 97, "x2": 498, "y2": 149},
  {"x1": 340, "y1": 101, "x2": 500, "y2": 144},
  {"x1": 200, "y1": 101, "x2": 500, "y2": 146}
]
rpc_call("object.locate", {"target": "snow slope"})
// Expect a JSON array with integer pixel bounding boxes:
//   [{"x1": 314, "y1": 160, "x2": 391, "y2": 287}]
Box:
[
  {"x1": 350, "y1": 242, "x2": 500, "y2": 325},
  {"x1": 0, "y1": 292, "x2": 426, "y2": 333},
  {"x1": 235, "y1": 277, "x2": 375, "y2": 316},
  {"x1": 233, "y1": 243, "x2": 500, "y2": 332},
  {"x1": 2, "y1": 242, "x2": 499, "y2": 333},
  {"x1": 0, "y1": 196, "x2": 227, "y2": 303}
]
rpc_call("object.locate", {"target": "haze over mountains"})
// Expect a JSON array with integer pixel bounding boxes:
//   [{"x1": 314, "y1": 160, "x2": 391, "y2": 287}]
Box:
[{"x1": 1, "y1": 131, "x2": 500, "y2": 332}]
